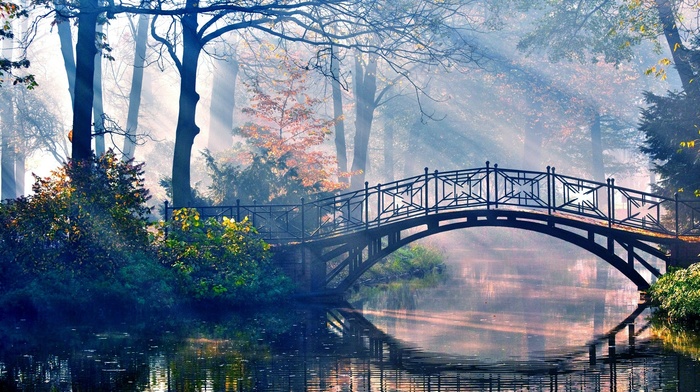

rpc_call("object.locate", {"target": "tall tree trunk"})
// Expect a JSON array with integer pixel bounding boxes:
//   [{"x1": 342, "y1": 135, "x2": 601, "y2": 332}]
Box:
[
  {"x1": 522, "y1": 100, "x2": 544, "y2": 170},
  {"x1": 14, "y1": 8, "x2": 27, "y2": 196},
  {"x1": 590, "y1": 111, "x2": 605, "y2": 182},
  {"x1": 14, "y1": 152, "x2": 24, "y2": 196},
  {"x1": 71, "y1": 0, "x2": 99, "y2": 162},
  {"x1": 383, "y1": 122, "x2": 394, "y2": 182},
  {"x1": 403, "y1": 114, "x2": 425, "y2": 177},
  {"x1": 1, "y1": 101, "x2": 16, "y2": 200},
  {"x1": 56, "y1": 5, "x2": 76, "y2": 106},
  {"x1": 1, "y1": 39, "x2": 16, "y2": 199},
  {"x1": 122, "y1": 14, "x2": 149, "y2": 160},
  {"x1": 93, "y1": 19, "x2": 105, "y2": 156},
  {"x1": 171, "y1": 8, "x2": 201, "y2": 207},
  {"x1": 349, "y1": 54, "x2": 378, "y2": 191},
  {"x1": 330, "y1": 45, "x2": 348, "y2": 183},
  {"x1": 522, "y1": 123, "x2": 542, "y2": 170},
  {"x1": 207, "y1": 53, "x2": 238, "y2": 153},
  {"x1": 655, "y1": 0, "x2": 698, "y2": 96}
]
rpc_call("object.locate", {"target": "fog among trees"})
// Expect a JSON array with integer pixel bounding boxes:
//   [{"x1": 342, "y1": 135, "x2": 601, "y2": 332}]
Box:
[{"x1": 2, "y1": 0, "x2": 699, "y2": 209}]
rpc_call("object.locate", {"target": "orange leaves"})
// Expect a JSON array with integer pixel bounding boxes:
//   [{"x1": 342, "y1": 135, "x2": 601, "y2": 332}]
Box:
[{"x1": 237, "y1": 66, "x2": 342, "y2": 196}]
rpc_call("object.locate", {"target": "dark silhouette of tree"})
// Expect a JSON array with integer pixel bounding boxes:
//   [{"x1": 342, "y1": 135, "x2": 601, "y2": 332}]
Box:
[{"x1": 640, "y1": 91, "x2": 700, "y2": 197}]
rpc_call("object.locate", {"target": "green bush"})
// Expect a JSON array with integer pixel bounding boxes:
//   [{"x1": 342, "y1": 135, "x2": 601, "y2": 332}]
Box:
[
  {"x1": 0, "y1": 152, "x2": 175, "y2": 317},
  {"x1": 0, "y1": 152, "x2": 151, "y2": 279},
  {"x1": 0, "y1": 153, "x2": 294, "y2": 318},
  {"x1": 155, "y1": 208, "x2": 293, "y2": 304},
  {"x1": 361, "y1": 244, "x2": 446, "y2": 285},
  {"x1": 648, "y1": 263, "x2": 700, "y2": 327}
]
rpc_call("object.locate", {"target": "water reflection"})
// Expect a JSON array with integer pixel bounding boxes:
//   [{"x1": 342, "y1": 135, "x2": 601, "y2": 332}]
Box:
[
  {"x1": 1, "y1": 301, "x2": 699, "y2": 391},
  {"x1": 2, "y1": 231, "x2": 699, "y2": 391},
  {"x1": 353, "y1": 231, "x2": 652, "y2": 363}
]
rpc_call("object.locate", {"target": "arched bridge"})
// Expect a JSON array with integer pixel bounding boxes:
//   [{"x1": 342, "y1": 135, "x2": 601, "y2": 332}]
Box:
[{"x1": 166, "y1": 163, "x2": 700, "y2": 296}]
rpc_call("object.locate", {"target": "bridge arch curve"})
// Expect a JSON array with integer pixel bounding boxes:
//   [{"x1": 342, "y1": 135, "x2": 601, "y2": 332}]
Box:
[
  {"x1": 311, "y1": 209, "x2": 664, "y2": 295},
  {"x1": 173, "y1": 164, "x2": 700, "y2": 296}
]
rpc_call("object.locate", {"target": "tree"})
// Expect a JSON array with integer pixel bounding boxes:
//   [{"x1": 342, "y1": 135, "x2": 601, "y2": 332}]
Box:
[
  {"x1": 55, "y1": 2, "x2": 76, "y2": 105},
  {"x1": 349, "y1": 52, "x2": 379, "y2": 191},
  {"x1": 69, "y1": 0, "x2": 99, "y2": 162},
  {"x1": 205, "y1": 66, "x2": 342, "y2": 205},
  {"x1": 146, "y1": 0, "x2": 484, "y2": 206},
  {"x1": 330, "y1": 45, "x2": 349, "y2": 184},
  {"x1": 509, "y1": 0, "x2": 700, "y2": 92},
  {"x1": 122, "y1": 13, "x2": 150, "y2": 160},
  {"x1": 640, "y1": 91, "x2": 700, "y2": 197},
  {"x1": 0, "y1": 0, "x2": 34, "y2": 88},
  {"x1": 38, "y1": 0, "x2": 490, "y2": 207},
  {"x1": 513, "y1": 0, "x2": 700, "y2": 190},
  {"x1": 207, "y1": 50, "x2": 239, "y2": 153}
]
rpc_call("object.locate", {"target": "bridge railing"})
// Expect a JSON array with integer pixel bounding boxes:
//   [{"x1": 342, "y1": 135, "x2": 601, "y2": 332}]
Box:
[{"x1": 164, "y1": 163, "x2": 700, "y2": 242}]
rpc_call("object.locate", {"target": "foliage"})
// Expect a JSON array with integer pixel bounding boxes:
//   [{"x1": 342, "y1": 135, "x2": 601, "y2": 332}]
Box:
[
  {"x1": 0, "y1": 151, "x2": 171, "y2": 317},
  {"x1": 648, "y1": 263, "x2": 700, "y2": 328},
  {"x1": 349, "y1": 244, "x2": 447, "y2": 305},
  {"x1": 502, "y1": 0, "x2": 661, "y2": 65},
  {"x1": 202, "y1": 149, "x2": 308, "y2": 205},
  {"x1": 0, "y1": 151, "x2": 151, "y2": 280},
  {"x1": 359, "y1": 244, "x2": 447, "y2": 286},
  {"x1": 0, "y1": 152, "x2": 294, "y2": 318},
  {"x1": 0, "y1": 1, "x2": 35, "y2": 88},
  {"x1": 639, "y1": 91, "x2": 700, "y2": 198},
  {"x1": 155, "y1": 208, "x2": 293, "y2": 303},
  {"x1": 203, "y1": 66, "x2": 345, "y2": 205},
  {"x1": 233, "y1": 68, "x2": 343, "y2": 201}
]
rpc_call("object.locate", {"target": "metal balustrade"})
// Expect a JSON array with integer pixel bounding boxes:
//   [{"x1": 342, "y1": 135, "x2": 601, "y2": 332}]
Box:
[{"x1": 165, "y1": 162, "x2": 700, "y2": 243}]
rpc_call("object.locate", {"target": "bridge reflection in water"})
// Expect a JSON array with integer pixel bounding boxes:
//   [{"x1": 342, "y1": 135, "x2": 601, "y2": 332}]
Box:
[
  {"x1": 2, "y1": 302, "x2": 700, "y2": 391},
  {"x1": 305, "y1": 302, "x2": 687, "y2": 391}
]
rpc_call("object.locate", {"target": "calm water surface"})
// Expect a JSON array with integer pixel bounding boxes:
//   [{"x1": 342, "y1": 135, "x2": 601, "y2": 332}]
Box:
[{"x1": 2, "y1": 230, "x2": 700, "y2": 391}]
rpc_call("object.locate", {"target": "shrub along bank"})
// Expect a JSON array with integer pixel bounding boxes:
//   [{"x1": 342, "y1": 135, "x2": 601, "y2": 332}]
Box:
[
  {"x1": 648, "y1": 263, "x2": 700, "y2": 330},
  {"x1": 0, "y1": 152, "x2": 292, "y2": 321}
]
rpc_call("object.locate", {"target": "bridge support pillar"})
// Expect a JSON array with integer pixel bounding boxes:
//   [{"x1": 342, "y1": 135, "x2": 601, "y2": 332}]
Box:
[
  {"x1": 271, "y1": 245, "x2": 330, "y2": 297},
  {"x1": 668, "y1": 242, "x2": 700, "y2": 269}
]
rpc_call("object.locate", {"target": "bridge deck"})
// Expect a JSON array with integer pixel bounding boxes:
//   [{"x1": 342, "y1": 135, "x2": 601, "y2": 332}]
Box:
[
  {"x1": 164, "y1": 164, "x2": 700, "y2": 293},
  {"x1": 166, "y1": 164, "x2": 700, "y2": 244}
]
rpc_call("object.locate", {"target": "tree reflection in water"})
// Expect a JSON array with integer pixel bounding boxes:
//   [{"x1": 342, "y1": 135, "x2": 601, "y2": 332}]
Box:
[{"x1": 1, "y1": 301, "x2": 699, "y2": 391}]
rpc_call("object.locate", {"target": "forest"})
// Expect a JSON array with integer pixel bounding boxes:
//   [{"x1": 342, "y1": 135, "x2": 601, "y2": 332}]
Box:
[{"x1": 1, "y1": 0, "x2": 700, "y2": 323}]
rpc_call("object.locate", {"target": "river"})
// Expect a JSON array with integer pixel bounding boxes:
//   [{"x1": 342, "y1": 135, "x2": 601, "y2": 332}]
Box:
[{"x1": 1, "y1": 229, "x2": 699, "y2": 391}]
